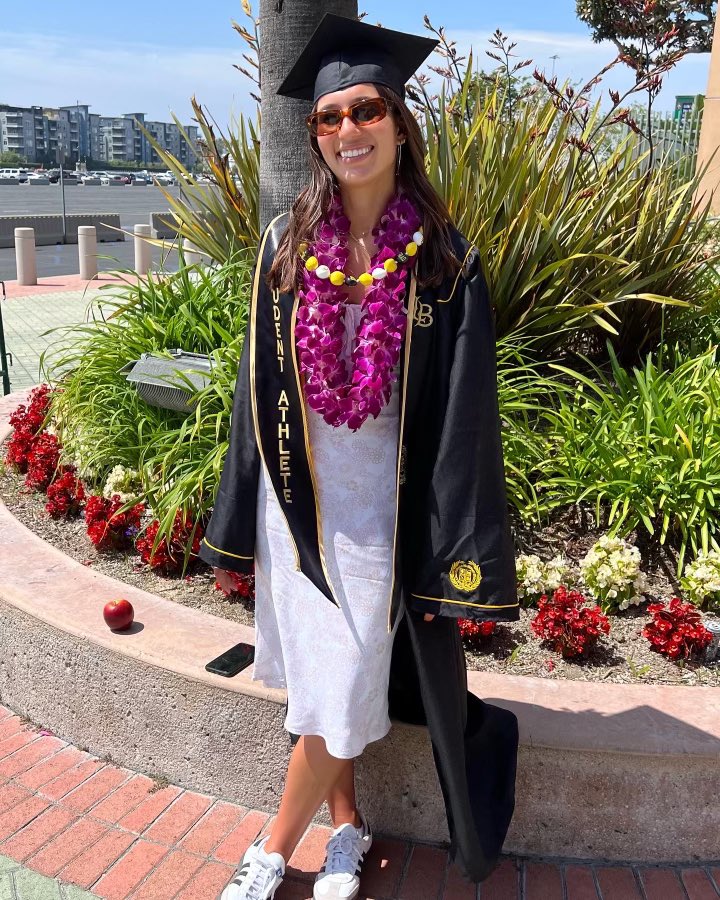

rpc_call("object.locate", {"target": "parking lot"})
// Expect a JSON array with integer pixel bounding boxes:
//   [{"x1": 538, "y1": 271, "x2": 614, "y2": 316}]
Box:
[
  {"x1": 0, "y1": 183, "x2": 186, "y2": 228},
  {"x1": 0, "y1": 184, "x2": 190, "y2": 279}
]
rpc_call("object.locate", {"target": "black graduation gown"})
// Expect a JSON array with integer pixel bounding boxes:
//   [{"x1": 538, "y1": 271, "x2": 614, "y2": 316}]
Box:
[{"x1": 198, "y1": 213, "x2": 520, "y2": 882}]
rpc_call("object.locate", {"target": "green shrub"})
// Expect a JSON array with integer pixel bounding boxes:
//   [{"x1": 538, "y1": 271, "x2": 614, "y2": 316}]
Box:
[
  {"x1": 510, "y1": 344, "x2": 720, "y2": 570},
  {"x1": 495, "y1": 339, "x2": 549, "y2": 520},
  {"x1": 41, "y1": 253, "x2": 254, "y2": 564}
]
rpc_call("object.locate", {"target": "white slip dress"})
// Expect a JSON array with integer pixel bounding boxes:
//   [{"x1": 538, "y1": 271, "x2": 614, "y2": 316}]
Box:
[{"x1": 251, "y1": 301, "x2": 403, "y2": 759}]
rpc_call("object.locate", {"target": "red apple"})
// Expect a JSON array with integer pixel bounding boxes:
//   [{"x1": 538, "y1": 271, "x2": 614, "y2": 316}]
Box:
[{"x1": 103, "y1": 598, "x2": 134, "y2": 631}]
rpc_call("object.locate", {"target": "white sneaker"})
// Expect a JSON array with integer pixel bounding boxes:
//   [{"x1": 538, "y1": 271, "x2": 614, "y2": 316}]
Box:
[
  {"x1": 313, "y1": 812, "x2": 372, "y2": 900},
  {"x1": 218, "y1": 834, "x2": 285, "y2": 900}
]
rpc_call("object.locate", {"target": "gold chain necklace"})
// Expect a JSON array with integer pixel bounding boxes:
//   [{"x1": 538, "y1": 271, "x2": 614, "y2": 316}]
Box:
[{"x1": 349, "y1": 227, "x2": 371, "y2": 242}]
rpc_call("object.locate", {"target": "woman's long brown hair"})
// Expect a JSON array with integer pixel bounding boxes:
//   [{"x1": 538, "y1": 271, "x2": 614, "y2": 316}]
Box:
[{"x1": 266, "y1": 84, "x2": 459, "y2": 293}]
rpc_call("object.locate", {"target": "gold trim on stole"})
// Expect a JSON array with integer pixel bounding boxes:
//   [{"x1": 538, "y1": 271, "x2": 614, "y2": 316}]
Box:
[
  {"x1": 386, "y1": 271, "x2": 418, "y2": 633},
  {"x1": 250, "y1": 217, "x2": 302, "y2": 570}
]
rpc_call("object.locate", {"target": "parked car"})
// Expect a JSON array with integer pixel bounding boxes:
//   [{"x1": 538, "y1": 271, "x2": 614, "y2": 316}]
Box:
[
  {"x1": 0, "y1": 168, "x2": 28, "y2": 182},
  {"x1": 45, "y1": 169, "x2": 80, "y2": 184},
  {"x1": 26, "y1": 172, "x2": 50, "y2": 184},
  {"x1": 81, "y1": 174, "x2": 102, "y2": 185}
]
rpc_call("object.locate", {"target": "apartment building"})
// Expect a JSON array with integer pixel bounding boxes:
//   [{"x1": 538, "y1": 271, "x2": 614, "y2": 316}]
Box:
[
  {"x1": 97, "y1": 115, "x2": 136, "y2": 163},
  {"x1": 0, "y1": 106, "x2": 43, "y2": 160},
  {"x1": 0, "y1": 103, "x2": 199, "y2": 167}
]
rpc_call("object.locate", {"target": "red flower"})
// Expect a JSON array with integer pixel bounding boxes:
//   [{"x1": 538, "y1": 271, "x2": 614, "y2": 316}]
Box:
[
  {"x1": 530, "y1": 585, "x2": 610, "y2": 659},
  {"x1": 45, "y1": 467, "x2": 85, "y2": 518},
  {"x1": 5, "y1": 385, "x2": 54, "y2": 474},
  {"x1": 215, "y1": 570, "x2": 256, "y2": 600},
  {"x1": 642, "y1": 598, "x2": 712, "y2": 661},
  {"x1": 458, "y1": 618, "x2": 496, "y2": 651},
  {"x1": 85, "y1": 494, "x2": 144, "y2": 551},
  {"x1": 8, "y1": 384, "x2": 52, "y2": 434},
  {"x1": 135, "y1": 510, "x2": 204, "y2": 574},
  {"x1": 24, "y1": 432, "x2": 60, "y2": 491}
]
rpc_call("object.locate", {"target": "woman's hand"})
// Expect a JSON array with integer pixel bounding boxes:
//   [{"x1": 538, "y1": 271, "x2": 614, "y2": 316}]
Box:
[
  {"x1": 423, "y1": 613, "x2": 436, "y2": 622},
  {"x1": 213, "y1": 566, "x2": 238, "y2": 594}
]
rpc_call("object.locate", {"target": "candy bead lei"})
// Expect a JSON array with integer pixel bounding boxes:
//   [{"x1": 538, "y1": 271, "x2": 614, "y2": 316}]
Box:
[
  {"x1": 294, "y1": 191, "x2": 422, "y2": 431},
  {"x1": 302, "y1": 231, "x2": 423, "y2": 286}
]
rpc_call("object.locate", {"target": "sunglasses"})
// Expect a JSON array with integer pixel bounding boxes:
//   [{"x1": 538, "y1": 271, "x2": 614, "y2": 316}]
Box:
[{"x1": 306, "y1": 97, "x2": 391, "y2": 137}]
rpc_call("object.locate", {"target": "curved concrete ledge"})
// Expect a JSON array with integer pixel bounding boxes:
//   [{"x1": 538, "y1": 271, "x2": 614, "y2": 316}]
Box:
[{"x1": 1, "y1": 390, "x2": 718, "y2": 864}]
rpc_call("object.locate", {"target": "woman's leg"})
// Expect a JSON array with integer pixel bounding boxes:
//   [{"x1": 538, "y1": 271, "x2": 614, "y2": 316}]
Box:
[
  {"x1": 264, "y1": 735, "x2": 354, "y2": 860},
  {"x1": 326, "y1": 758, "x2": 361, "y2": 828}
]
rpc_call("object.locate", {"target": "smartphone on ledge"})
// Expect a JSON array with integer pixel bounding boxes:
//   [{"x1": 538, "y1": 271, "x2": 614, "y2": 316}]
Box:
[{"x1": 205, "y1": 642, "x2": 255, "y2": 677}]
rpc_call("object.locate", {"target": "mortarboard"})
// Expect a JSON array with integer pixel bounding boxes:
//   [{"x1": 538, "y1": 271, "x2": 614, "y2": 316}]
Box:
[{"x1": 276, "y1": 14, "x2": 438, "y2": 104}]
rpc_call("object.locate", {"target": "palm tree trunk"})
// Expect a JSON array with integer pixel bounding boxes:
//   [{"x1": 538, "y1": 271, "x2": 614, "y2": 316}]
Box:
[{"x1": 259, "y1": 0, "x2": 357, "y2": 229}]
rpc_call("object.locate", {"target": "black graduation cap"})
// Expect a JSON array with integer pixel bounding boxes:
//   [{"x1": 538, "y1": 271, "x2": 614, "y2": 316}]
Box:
[{"x1": 276, "y1": 14, "x2": 438, "y2": 104}]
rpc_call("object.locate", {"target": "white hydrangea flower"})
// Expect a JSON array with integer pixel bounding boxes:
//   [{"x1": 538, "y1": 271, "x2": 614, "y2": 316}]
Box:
[
  {"x1": 580, "y1": 535, "x2": 647, "y2": 614},
  {"x1": 516, "y1": 554, "x2": 544, "y2": 598},
  {"x1": 102, "y1": 464, "x2": 142, "y2": 504},
  {"x1": 54, "y1": 421, "x2": 99, "y2": 480},
  {"x1": 543, "y1": 555, "x2": 570, "y2": 592},
  {"x1": 516, "y1": 553, "x2": 572, "y2": 602},
  {"x1": 681, "y1": 550, "x2": 720, "y2": 610}
]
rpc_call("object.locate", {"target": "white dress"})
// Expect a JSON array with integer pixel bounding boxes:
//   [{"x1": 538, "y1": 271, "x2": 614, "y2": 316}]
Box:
[{"x1": 251, "y1": 301, "x2": 402, "y2": 759}]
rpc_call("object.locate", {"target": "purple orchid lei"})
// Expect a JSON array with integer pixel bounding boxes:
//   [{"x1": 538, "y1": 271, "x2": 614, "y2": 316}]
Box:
[{"x1": 294, "y1": 190, "x2": 422, "y2": 431}]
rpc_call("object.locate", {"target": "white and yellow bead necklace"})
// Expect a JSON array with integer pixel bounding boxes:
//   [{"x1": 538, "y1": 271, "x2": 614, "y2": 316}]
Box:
[{"x1": 299, "y1": 227, "x2": 424, "y2": 287}]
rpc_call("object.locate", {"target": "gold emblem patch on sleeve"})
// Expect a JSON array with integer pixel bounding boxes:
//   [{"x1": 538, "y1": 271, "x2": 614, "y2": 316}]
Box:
[{"x1": 449, "y1": 560, "x2": 482, "y2": 592}]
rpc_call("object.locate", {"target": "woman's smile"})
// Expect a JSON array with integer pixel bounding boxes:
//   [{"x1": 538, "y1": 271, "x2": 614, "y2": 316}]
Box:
[{"x1": 338, "y1": 145, "x2": 374, "y2": 162}]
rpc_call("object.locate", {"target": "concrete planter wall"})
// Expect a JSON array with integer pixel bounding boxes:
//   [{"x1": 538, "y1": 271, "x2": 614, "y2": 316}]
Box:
[
  {"x1": 0, "y1": 391, "x2": 718, "y2": 864},
  {"x1": 0, "y1": 215, "x2": 124, "y2": 248}
]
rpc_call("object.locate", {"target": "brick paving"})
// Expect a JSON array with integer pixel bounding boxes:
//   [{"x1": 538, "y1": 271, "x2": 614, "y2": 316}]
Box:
[
  {"x1": 0, "y1": 707, "x2": 717, "y2": 899},
  {"x1": 0, "y1": 287, "x2": 104, "y2": 391}
]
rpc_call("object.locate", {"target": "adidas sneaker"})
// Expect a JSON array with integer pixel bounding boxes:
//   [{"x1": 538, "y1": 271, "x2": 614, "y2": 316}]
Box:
[
  {"x1": 218, "y1": 834, "x2": 285, "y2": 900},
  {"x1": 313, "y1": 812, "x2": 372, "y2": 900}
]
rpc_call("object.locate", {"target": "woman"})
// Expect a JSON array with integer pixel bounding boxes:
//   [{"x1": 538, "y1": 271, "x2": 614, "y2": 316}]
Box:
[{"x1": 199, "y1": 14, "x2": 521, "y2": 900}]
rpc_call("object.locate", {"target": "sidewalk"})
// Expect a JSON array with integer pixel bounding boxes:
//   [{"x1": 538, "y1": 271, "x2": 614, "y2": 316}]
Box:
[
  {"x1": 0, "y1": 275, "x2": 134, "y2": 392},
  {"x1": 0, "y1": 706, "x2": 717, "y2": 899}
]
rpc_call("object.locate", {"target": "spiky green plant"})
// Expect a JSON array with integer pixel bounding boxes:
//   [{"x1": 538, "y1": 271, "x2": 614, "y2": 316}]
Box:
[
  {"x1": 138, "y1": 98, "x2": 260, "y2": 262},
  {"x1": 421, "y1": 62, "x2": 716, "y2": 358},
  {"x1": 39, "y1": 252, "x2": 255, "y2": 570}
]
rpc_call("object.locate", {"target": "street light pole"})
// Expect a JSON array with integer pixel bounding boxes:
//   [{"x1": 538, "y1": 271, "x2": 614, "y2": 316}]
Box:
[{"x1": 57, "y1": 146, "x2": 67, "y2": 244}]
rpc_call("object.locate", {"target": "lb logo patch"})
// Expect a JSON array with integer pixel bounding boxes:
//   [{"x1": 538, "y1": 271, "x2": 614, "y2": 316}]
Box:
[
  {"x1": 413, "y1": 301, "x2": 434, "y2": 327},
  {"x1": 449, "y1": 560, "x2": 482, "y2": 593}
]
